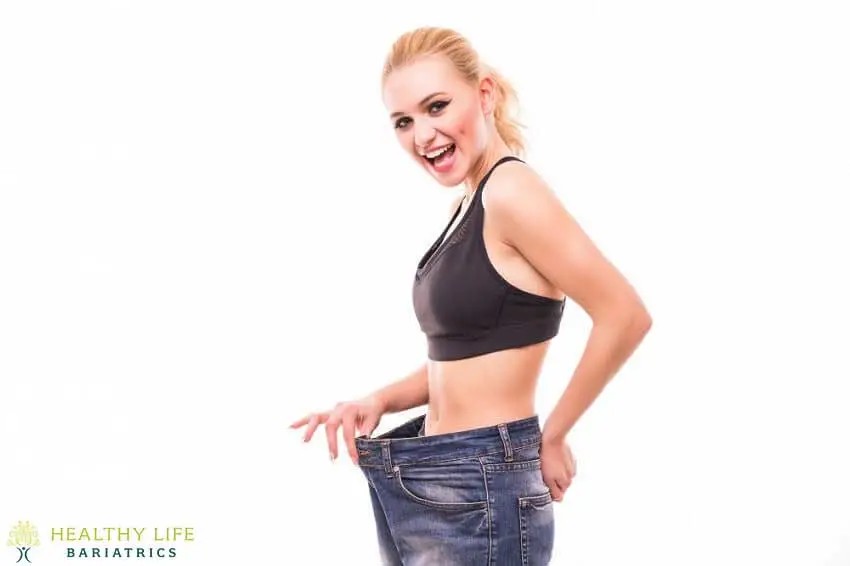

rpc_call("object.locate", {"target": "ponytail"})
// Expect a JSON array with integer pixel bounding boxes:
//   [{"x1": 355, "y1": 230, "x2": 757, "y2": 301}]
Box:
[{"x1": 482, "y1": 64, "x2": 526, "y2": 156}]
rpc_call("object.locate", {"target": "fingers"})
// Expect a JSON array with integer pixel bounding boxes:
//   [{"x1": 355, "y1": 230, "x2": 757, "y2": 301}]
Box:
[
  {"x1": 325, "y1": 412, "x2": 341, "y2": 461},
  {"x1": 544, "y1": 462, "x2": 575, "y2": 503},
  {"x1": 342, "y1": 414, "x2": 359, "y2": 465},
  {"x1": 547, "y1": 480, "x2": 565, "y2": 502},
  {"x1": 359, "y1": 414, "x2": 378, "y2": 439},
  {"x1": 289, "y1": 415, "x2": 311, "y2": 429},
  {"x1": 565, "y1": 446, "x2": 577, "y2": 478},
  {"x1": 301, "y1": 414, "x2": 324, "y2": 443},
  {"x1": 293, "y1": 403, "x2": 375, "y2": 465}
]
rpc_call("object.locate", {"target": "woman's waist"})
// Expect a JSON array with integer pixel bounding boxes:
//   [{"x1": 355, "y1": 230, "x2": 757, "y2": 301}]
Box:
[
  {"x1": 422, "y1": 405, "x2": 537, "y2": 437},
  {"x1": 424, "y1": 377, "x2": 538, "y2": 436}
]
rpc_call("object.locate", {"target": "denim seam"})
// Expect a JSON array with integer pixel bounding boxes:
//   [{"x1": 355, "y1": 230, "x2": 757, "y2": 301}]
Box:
[
  {"x1": 519, "y1": 496, "x2": 527, "y2": 565},
  {"x1": 478, "y1": 455, "x2": 493, "y2": 566}
]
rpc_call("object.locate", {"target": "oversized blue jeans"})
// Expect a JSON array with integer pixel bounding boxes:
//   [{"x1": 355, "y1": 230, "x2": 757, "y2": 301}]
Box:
[{"x1": 354, "y1": 413, "x2": 555, "y2": 565}]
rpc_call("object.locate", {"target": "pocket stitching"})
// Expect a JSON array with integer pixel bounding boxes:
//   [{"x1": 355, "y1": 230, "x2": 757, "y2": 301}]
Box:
[
  {"x1": 393, "y1": 466, "x2": 488, "y2": 511},
  {"x1": 519, "y1": 491, "x2": 553, "y2": 508},
  {"x1": 483, "y1": 458, "x2": 542, "y2": 473}
]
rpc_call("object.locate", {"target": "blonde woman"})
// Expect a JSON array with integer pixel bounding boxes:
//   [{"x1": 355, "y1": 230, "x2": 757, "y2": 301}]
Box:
[{"x1": 291, "y1": 27, "x2": 652, "y2": 565}]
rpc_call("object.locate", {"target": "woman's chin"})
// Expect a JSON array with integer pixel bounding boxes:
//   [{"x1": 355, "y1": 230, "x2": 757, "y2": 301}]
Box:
[
  {"x1": 423, "y1": 158, "x2": 465, "y2": 187},
  {"x1": 431, "y1": 174, "x2": 461, "y2": 187}
]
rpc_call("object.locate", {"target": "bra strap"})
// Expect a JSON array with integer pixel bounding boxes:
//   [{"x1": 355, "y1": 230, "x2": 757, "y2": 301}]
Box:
[{"x1": 475, "y1": 155, "x2": 525, "y2": 194}]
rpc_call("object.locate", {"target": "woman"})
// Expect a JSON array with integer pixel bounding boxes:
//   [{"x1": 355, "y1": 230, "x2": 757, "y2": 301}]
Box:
[{"x1": 290, "y1": 26, "x2": 652, "y2": 564}]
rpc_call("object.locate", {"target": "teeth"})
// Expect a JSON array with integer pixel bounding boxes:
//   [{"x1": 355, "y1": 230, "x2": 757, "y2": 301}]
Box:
[{"x1": 424, "y1": 145, "x2": 452, "y2": 159}]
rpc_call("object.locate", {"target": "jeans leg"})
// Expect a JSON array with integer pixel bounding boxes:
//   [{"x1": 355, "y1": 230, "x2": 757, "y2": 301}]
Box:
[{"x1": 366, "y1": 480, "x2": 403, "y2": 565}]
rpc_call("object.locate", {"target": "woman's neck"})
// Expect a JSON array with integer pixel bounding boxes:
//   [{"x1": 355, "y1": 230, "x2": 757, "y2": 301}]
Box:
[{"x1": 463, "y1": 138, "x2": 516, "y2": 199}]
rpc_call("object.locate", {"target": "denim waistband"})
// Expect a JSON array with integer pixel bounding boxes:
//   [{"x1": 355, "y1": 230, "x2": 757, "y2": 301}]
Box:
[{"x1": 354, "y1": 412, "x2": 542, "y2": 468}]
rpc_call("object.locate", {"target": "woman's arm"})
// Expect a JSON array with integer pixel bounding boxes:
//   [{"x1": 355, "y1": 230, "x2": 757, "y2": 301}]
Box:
[
  {"x1": 368, "y1": 362, "x2": 429, "y2": 414},
  {"x1": 483, "y1": 163, "x2": 652, "y2": 441},
  {"x1": 542, "y1": 306, "x2": 651, "y2": 441}
]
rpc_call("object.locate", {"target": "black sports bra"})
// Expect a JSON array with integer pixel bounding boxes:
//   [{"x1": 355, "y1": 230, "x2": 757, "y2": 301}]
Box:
[{"x1": 412, "y1": 156, "x2": 566, "y2": 361}]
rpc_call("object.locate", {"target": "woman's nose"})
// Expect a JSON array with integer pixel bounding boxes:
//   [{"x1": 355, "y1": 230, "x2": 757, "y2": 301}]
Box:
[{"x1": 414, "y1": 122, "x2": 436, "y2": 151}]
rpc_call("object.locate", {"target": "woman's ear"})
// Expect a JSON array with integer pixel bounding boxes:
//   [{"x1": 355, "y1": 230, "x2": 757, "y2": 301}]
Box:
[{"x1": 479, "y1": 75, "x2": 497, "y2": 116}]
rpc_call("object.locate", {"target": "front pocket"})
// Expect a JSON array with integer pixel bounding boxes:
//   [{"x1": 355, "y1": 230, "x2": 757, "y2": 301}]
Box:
[
  {"x1": 393, "y1": 463, "x2": 488, "y2": 511},
  {"x1": 519, "y1": 491, "x2": 554, "y2": 565}
]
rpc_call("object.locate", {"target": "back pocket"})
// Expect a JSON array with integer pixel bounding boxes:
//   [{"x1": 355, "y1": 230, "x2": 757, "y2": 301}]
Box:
[{"x1": 519, "y1": 491, "x2": 554, "y2": 565}]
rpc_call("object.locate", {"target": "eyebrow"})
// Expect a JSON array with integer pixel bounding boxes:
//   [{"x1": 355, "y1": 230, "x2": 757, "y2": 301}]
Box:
[{"x1": 390, "y1": 92, "x2": 448, "y2": 119}]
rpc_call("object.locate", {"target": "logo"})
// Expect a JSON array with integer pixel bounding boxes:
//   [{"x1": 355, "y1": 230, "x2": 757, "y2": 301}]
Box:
[
  {"x1": 7, "y1": 521, "x2": 39, "y2": 564},
  {"x1": 6, "y1": 522, "x2": 194, "y2": 561}
]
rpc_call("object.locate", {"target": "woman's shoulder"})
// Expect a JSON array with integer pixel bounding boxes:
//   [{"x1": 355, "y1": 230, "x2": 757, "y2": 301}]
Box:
[{"x1": 481, "y1": 159, "x2": 555, "y2": 211}]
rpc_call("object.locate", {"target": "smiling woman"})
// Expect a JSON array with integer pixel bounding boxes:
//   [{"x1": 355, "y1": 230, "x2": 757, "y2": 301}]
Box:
[
  {"x1": 290, "y1": 25, "x2": 652, "y2": 565},
  {"x1": 382, "y1": 36, "x2": 525, "y2": 189}
]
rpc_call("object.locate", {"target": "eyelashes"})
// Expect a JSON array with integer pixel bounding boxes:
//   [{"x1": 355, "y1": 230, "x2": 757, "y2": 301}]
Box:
[{"x1": 394, "y1": 99, "x2": 450, "y2": 130}]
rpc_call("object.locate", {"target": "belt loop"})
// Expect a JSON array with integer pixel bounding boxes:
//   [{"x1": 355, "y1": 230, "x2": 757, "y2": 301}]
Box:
[
  {"x1": 498, "y1": 423, "x2": 514, "y2": 462},
  {"x1": 381, "y1": 441, "x2": 394, "y2": 477}
]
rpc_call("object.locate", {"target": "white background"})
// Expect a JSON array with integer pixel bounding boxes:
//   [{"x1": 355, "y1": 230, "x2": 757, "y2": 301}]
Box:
[{"x1": 1, "y1": 1, "x2": 848, "y2": 564}]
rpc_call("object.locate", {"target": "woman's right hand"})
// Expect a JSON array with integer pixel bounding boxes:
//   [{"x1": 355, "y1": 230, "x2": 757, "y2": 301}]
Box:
[{"x1": 289, "y1": 394, "x2": 387, "y2": 465}]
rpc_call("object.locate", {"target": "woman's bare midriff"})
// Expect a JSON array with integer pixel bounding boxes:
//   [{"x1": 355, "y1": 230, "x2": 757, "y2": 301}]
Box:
[{"x1": 421, "y1": 340, "x2": 553, "y2": 436}]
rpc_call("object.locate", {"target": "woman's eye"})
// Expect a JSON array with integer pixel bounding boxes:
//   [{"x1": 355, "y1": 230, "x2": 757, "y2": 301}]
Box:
[
  {"x1": 394, "y1": 101, "x2": 448, "y2": 129},
  {"x1": 429, "y1": 100, "x2": 449, "y2": 113}
]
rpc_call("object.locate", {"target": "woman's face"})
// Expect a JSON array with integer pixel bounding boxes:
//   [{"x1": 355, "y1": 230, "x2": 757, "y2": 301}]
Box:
[{"x1": 383, "y1": 55, "x2": 493, "y2": 187}]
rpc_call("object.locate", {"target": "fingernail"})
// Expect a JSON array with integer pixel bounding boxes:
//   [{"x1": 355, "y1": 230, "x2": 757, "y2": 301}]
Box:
[{"x1": 329, "y1": 453, "x2": 335, "y2": 463}]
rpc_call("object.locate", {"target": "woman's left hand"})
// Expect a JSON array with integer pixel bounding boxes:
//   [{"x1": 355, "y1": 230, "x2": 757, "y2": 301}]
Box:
[{"x1": 539, "y1": 433, "x2": 577, "y2": 502}]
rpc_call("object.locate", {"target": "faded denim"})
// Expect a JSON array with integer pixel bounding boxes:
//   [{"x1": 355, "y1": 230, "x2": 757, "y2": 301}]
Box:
[{"x1": 355, "y1": 413, "x2": 555, "y2": 565}]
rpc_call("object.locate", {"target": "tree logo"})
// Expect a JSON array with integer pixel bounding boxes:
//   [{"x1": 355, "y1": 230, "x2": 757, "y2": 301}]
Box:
[{"x1": 6, "y1": 521, "x2": 39, "y2": 564}]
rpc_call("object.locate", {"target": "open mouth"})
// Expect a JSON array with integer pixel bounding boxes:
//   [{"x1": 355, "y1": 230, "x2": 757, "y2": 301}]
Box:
[{"x1": 424, "y1": 143, "x2": 456, "y2": 166}]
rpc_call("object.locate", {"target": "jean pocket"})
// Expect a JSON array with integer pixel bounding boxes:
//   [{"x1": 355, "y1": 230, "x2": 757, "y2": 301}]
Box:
[
  {"x1": 392, "y1": 462, "x2": 488, "y2": 511},
  {"x1": 519, "y1": 491, "x2": 554, "y2": 565}
]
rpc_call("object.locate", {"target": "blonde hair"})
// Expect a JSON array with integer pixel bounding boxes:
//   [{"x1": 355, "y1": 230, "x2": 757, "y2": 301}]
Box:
[{"x1": 382, "y1": 27, "x2": 526, "y2": 156}]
